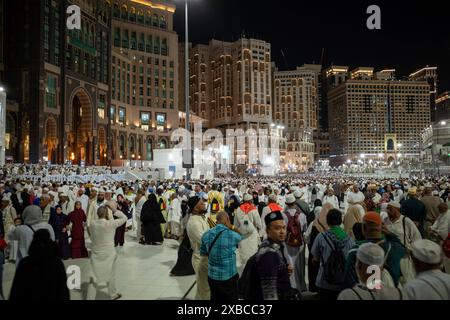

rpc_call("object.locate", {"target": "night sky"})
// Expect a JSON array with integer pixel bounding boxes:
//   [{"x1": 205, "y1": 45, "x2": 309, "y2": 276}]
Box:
[{"x1": 172, "y1": 0, "x2": 450, "y2": 91}]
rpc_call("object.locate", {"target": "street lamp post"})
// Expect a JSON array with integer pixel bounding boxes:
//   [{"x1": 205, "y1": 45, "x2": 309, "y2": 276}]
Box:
[
  {"x1": 0, "y1": 86, "x2": 6, "y2": 166},
  {"x1": 184, "y1": 0, "x2": 191, "y2": 180}
]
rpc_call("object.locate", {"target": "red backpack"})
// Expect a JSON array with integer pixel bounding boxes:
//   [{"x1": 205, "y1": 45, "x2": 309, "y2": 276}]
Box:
[
  {"x1": 286, "y1": 211, "x2": 303, "y2": 247},
  {"x1": 443, "y1": 233, "x2": 450, "y2": 258}
]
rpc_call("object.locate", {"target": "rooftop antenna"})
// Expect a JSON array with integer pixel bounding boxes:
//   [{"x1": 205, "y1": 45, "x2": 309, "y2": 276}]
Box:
[{"x1": 319, "y1": 48, "x2": 325, "y2": 70}]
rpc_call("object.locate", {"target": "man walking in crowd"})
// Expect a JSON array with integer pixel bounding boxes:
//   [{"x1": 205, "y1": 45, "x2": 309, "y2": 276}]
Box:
[
  {"x1": 338, "y1": 243, "x2": 403, "y2": 300},
  {"x1": 186, "y1": 196, "x2": 211, "y2": 300},
  {"x1": 254, "y1": 210, "x2": 298, "y2": 300},
  {"x1": 343, "y1": 212, "x2": 405, "y2": 288},
  {"x1": 383, "y1": 201, "x2": 422, "y2": 284},
  {"x1": 311, "y1": 209, "x2": 355, "y2": 300},
  {"x1": 201, "y1": 211, "x2": 242, "y2": 300},
  {"x1": 420, "y1": 185, "x2": 442, "y2": 238},
  {"x1": 88, "y1": 203, "x2": 128, "y2": 300},
  {"x1": 401, "y1": 187, "x2": 427, "y2": 237},
  {"x1": 403, "y1": 239, "x2": 450, "y2": 299},
  {"x1": 234, "y1": 193, "x2": 263, "y2": 275}
]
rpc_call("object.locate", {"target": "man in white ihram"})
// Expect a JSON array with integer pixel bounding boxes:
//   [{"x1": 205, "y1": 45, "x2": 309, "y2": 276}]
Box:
[
  {"x1": 402, "y1": 239, "x2": 450, "y2": 300},
  {"x1": 88, "y1": 201, "x2": 127, "y2": 300}
]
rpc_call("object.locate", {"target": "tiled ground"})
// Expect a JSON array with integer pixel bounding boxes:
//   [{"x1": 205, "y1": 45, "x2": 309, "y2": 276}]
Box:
[{"x1": 2, "y1": 234, "x2": 197, "y2": 300}]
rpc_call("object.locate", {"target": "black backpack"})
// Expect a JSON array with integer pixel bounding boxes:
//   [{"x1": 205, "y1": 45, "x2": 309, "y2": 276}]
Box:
[
  {"x1": 321, "y1": 233, "x2": 346, "y2": 285},
  {"x1": 238, "y1": 253, "x2": 263, "y2": 300}
]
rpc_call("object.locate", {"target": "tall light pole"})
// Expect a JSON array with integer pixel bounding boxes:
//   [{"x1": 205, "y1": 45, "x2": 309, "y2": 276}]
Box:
[
  {"x1": 184, "y1": 0, "x2": 191, "y2": 180},
  {"x1": 0, "y1": 86, "x2": 6, "y2": 166}
]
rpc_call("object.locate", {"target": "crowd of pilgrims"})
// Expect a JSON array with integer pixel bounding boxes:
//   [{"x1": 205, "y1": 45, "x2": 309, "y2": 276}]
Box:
[{"x1": 0, "y1": 171, "x2": 449, "y2": 300}]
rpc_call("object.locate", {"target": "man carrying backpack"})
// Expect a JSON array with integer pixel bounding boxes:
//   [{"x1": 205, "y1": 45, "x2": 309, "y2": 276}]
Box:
[
  {"x1": 283, "y1": 194, "x2": 307, "y2": 292},
  {"x1": 242, "y1": 210, "x2": 297, "y2": 300},
  {"x1": 311, "y1": 209, "x2": 355, "y2": 300}
]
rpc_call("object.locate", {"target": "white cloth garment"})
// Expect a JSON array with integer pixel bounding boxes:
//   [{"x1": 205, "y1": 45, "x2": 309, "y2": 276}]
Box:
[
  {"x1": 234, "y1": 205, "x2": 263, "y2": 275},
  {"x1": 322, "y1": 195, "x2": 339, "y2": 209},
  {"x1": 403, "y1": 269, "x2": 450, "y2": 300},
  {"x1": 88, "y1": 210, "x2": 127, "y2": 299}
]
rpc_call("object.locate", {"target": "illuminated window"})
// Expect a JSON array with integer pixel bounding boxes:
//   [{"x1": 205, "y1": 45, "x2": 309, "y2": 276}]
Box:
[
  {"x1": 118, "y1": 107, "x2": 126, "y2": 125},
  {"x1": 156, "y1": 113, "x2": 166, "y2": 132},
  {"x1": 141, "y1": 112, "x2": 150, "y2": 131}
]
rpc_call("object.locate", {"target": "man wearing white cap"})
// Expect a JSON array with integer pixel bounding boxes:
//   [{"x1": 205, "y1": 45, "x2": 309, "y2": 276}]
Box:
[
  {"x1": 403, "y1": 239, "x2": 450, "y2": 300},
  {"x1": 283, "y1": 193, "x2": 307, "y2": 292},
  {"x1": 58, "y1": 192, "x2": 74, "y2": 216},
  {"x1": 322, "y1": 188, "x2": 339, "y2": 209},
  {"x1": 421, "y1": 186, "x2": 443, "y2": 239},
  {"x1": 234, "y1": 193, "x2": 263, "y2": 275},
  {"x1": 338, "y1": 243, "x2": 403, "y2": 300},
  {"x1": 383, "y1": 201, "x2": 422, "y2": 284},
  {"x1": 75, "y1": 187, "x2": 89, "y2": 213}
]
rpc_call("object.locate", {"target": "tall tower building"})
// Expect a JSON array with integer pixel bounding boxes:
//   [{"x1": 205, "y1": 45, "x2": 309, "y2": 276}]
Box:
[
  {"x1": 273, "y1": 67, "x2": 317, "y2": 171},
  {"x1": 180, "y1": 38, "x2": 273, "y2": 168},
  {"x1": 3, "y1": 0, "x2": 111, "y2": 164},
  {"x1": 328, "y1": 75, "x2": 431, "y2": 166},
  {"x1": 110, "y1": 0, "x2": 178, "y2": 163},
  {"x1": 409, "y1": 66, "x2": 438, "y2": 122}
]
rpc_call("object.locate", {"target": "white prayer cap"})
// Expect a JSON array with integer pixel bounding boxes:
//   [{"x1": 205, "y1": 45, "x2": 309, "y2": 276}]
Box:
[
  {"x1": 1, "y1": 193, "x2": 11, "y2": 202},
  {"x1": 285, "y1": 194, "x2": 296, "y2": 204},
  {"x1": 356, "y1": 243, "x2": 385, "y2": 266},
  {"x1": 49, "y1": 191, "x2": 58, "y2": 197},
  {"x1": 60, "y1": 192, "x2": 68, "y2": 198},
  {"x1": 293, "y1": 190, "x2": 302, "y2": 198},
  {"x1": 411, "y1": 239, "x2": 443, "y2": 265},
  {"x1": 268, "y1": 194, "x2": 278, "y2": 202},
  {"x1": 57, "y1": 187, "x2": 64, "y2": 193},
  {"x1": 432, "y1": 190, "x2": 439, "y2": 196},
  {"x1": 91, "y1": 187, "x2": 98, "y2": 192},
  {"x1": 178, "y1": 185, "x2": 186, "y2": 191},
  {"x1": 243, "y1": 193, "x2": 253, "y2": 201},
  {"x1": 387, "y1": 201, "x2": 401, "y2": 209},
  {"x1": 105, "y1": 189, "x2": 113, "y2": 194}
]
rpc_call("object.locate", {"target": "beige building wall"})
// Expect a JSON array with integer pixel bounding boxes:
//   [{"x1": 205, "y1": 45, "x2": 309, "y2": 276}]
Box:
[{"x1": 110, "y1": 0, "x2": 178, "y2": 162}]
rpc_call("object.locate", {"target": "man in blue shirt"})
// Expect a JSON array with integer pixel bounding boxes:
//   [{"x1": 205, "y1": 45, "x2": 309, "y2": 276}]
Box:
[{"x1": 201, "y1": 211, "x2": 242, "y2": 300}]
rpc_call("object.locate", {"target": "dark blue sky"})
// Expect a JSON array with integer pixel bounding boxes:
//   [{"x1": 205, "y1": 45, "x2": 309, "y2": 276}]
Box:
[{"x1": 173, "y1": 0, "x2": 450, "y2": 91}]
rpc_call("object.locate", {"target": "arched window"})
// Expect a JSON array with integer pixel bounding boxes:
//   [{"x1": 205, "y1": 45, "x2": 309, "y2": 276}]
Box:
[
  {"x1": 129, "y1": 7, "x2": 136, "y2": 22},
  {"x1": 137, "y1": 9, "x2": 144, "y2": 24},
  {"x1": 152, "y1": 14, "x2": 158, "y2": 27},
  {"x1": 145, "y1": 11, "x2": 152, "y2": 26},
  {"x1": 129, "y1": 136, "x2": 136, "y2": 155},
  {"x1": 146, "y1": 138, "x2": 153, "y2": 160},
  {"x1": 119, "y1": 134, "x2": 126, "y2": 156},
  {"x1": 159, "y1": 16, "x2": 167, "y2": 29},
  {"x1": 113, "y1": 3, "x2": 120, "y2": 18},
  {"x1": 121, "y1": 4, "x2": 128, "y2": 20},
  {"x1": 387, "y1": 139, "x2": 395, "y2": 150},
  {"x1": 159, "y1": 138, "x2": 167, "y2": 149}
]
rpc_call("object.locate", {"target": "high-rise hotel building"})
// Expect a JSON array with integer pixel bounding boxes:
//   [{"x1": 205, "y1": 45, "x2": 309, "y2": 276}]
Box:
[
  {"x1": 273, "y1": 66, "x2": 317, "y2": 171},
  {"x1": 180, "y1": 38, "x2": 273, "y2": 166},
  {"x1": 328, "y1": 69, "x2": 431, "y2": 166},
  {"x1": 110, "y1": 0, "x2": 178, "y2": 163}
]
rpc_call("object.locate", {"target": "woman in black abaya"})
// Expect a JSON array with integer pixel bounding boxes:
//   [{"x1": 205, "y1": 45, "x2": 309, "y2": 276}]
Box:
[{"x1": 140, "y1": 194, "x2": 165, "y2": 245}]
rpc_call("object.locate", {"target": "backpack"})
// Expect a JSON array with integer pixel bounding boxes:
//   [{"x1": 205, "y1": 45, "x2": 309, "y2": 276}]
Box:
[
  {"x1": 286, "y1": 211, "x2": 303, "y2": 247},
  {"x1": 443, "y1": 233, "x2": 450, "y2": 258},
  {"x1": 321, "y1": 233, "x2": 346, "y2": 285},
  {"x1": 238, "y1": 250, "x2": 267, "y2": 300},
  {"x1": 159, "y1": 197, "x2": 166, "y2": 211},
  {"x1": 211, "y1": 196, "x2": 220, "y2": 213}
]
